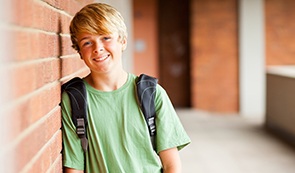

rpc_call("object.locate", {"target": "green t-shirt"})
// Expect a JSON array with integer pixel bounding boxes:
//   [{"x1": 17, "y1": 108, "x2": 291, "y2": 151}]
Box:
[{"x1": 61, "y1": 73, "x2": 191, "y2": 173}]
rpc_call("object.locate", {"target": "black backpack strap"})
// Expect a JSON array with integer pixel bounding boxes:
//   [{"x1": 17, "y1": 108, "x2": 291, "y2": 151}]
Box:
[
  {"x1": 136, "y1": 74, "x2": 158, "y2": 151},
  {"x1": 62, "y1": 77, "x2": 88, "y2": 152}
]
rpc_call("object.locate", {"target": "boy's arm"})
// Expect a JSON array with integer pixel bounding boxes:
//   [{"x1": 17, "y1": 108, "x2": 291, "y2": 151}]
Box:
[
  {"x1": 159, "y1": 147, "x2": 182, "y2": 173},
  {"x1": 64, "y1": 167, "x2": 84, "y2": 173}
]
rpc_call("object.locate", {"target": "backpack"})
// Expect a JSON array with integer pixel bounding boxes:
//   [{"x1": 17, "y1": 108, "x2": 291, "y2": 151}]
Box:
[{"x1": 61, "y1": 74, "x2": 158, "y2": 152}]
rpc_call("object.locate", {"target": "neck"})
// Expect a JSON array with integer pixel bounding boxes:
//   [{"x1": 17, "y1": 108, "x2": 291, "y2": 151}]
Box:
[{"x1": 85, "y1": 70, "x2": 128, "y2": 91}]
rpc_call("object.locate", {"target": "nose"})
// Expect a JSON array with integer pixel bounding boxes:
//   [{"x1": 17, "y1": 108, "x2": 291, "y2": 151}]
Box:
[{"x1": 93, "y1": 40, "x2": 104, "y2": 53}]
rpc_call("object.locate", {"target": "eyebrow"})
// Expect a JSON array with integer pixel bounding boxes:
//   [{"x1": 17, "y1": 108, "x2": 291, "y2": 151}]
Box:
[{"x1": 78, "y1": 36, "x2": 91, "y2": 44}]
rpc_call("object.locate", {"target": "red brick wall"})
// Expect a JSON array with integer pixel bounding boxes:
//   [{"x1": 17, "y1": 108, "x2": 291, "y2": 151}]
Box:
[
  {"x1": 190, "y1": 0, "x2": 239, "y2": 112},
  {"x1": 265, "y1": 0, "x2": 295, "y2": 65},
  {"x1": 0, "y1": 0, "x2": 93, "y2": 172}
]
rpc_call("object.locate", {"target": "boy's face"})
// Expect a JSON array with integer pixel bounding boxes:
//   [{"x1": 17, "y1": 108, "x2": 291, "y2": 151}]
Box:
[{"x1": 77, "y1": 32, "x2": 127, "y2": 74}]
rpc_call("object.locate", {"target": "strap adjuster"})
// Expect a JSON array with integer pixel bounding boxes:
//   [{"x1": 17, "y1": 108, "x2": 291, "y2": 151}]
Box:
[
  {"x1": 148, "y1": 117, "x2": 156, "y2": 135},
  {"x1": 76, "y1": 118, "x2": 86, "y2": 137}
]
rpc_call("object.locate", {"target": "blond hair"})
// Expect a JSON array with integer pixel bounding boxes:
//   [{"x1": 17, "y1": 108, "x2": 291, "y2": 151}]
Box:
[{"x1": 70, "y1": 3, "x2": 128, "y2": 51}]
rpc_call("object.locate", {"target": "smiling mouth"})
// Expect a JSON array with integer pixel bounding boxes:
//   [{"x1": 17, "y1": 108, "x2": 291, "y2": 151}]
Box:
[{"x1": 93, "y1": 54, "x2": 110, "y2": 62}]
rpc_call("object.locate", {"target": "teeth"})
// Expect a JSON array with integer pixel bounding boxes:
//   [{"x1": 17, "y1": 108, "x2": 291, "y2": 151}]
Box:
[{"x1": 94, "y1": 55, "x2": 108, "y2": 61}]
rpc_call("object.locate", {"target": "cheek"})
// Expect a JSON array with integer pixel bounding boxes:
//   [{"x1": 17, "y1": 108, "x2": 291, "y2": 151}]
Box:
[
  {"x1": 79, "y1": 51, "x2": 91, "y2": 60},
  {"x1": 106, "y1": 45, "x2": 118, "y2": 53},
  {"x1": 106, "y1": 41, "x2": 122, "y2": 50},
  {"x1": 79, "y1": 51, "x2": 85, "y2": 58},
  {"x1": 79, "y1": 48, "x2": 91, "y2": 56}
]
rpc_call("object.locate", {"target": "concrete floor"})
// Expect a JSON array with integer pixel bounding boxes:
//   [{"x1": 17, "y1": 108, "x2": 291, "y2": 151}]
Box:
[{"x1": 177, "y1": 109, "x2": 295, "y2": 173}]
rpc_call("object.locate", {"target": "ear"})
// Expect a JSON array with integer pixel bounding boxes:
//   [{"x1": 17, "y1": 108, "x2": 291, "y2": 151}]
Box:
[{"x1": 121, "y1": 37, "x2": 127, "y2": 51}]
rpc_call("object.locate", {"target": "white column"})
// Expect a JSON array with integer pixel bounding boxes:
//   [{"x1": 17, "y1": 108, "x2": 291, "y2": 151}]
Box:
[{"x1": 239, "y1": 0, "x2": 265, "y2": 118}]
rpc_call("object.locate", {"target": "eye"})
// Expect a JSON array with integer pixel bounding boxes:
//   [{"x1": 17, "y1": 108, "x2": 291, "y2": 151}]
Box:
[
  {"x1": 103, "y1": 36, "x2": 111, "y2": 41},
  {"x1": 82, "y1": 41, "x2": 92, "y2": 47}
]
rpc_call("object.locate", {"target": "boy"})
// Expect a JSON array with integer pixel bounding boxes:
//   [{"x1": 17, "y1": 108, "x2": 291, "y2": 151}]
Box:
[{"x1": 61, "y1": 3, "x2": 191, "y2": 173}]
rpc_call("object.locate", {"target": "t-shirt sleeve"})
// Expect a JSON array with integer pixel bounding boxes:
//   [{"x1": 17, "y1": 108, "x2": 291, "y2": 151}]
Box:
[
  {"x1": 61, "y1": 92, "x2": 85, "y2": 170},
  {"x1": 154, "y1": 85, "x2": 191, "y2": 153}
]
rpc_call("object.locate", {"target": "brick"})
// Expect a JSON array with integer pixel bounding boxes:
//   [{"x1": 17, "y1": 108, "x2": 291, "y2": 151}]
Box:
[
  {"x1": 60, "y1": 14, "x2": 72, "y2": 34},
  {"x1": 43, "y1": 0, "x2": 95, "y2": 16},
  {"x1": 14, "y1": 108, "x2": 61, "y2": 172},
  {"x1": 61, "y1": 55, "x2": 88, "y2": 78},
  {"x1": 9, "y1": 58, "x2": 61, "y2": 99},
  {"x1": 10, "y1": 0, "x2": 33, "y2": 26},
  {"x1": 1, "y1": 83, "x2": 61, "y2": 147},
  {"x1": 191, "y1": 0, "x2": 239, "y2": 112},
  {"x1": 61, "y1": 35, "x2": 77, "y2": 56},
  {"x1": 0, "y1": 107, "x2": 61, "y2": 172},
  {"x1": 10, "y1": 0, "x2": 55, "y2": 32},
  {"x1": 12, "y1": 30, "x2": 60, "y2": 61},
  {"x1": 47, "y1": 154, "x2": 63, "y2": 173},
  {"x1": 265, "y1": 0, "x2": 295, "y2": 65},
  {"x1": 22, "y1": 129, "x2": 62, "y2": 173}
]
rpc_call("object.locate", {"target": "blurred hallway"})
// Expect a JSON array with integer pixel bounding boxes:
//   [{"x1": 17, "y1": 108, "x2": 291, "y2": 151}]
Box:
[{"x1": 177, "y1": 109, "x2": 295, "y2": 173}]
